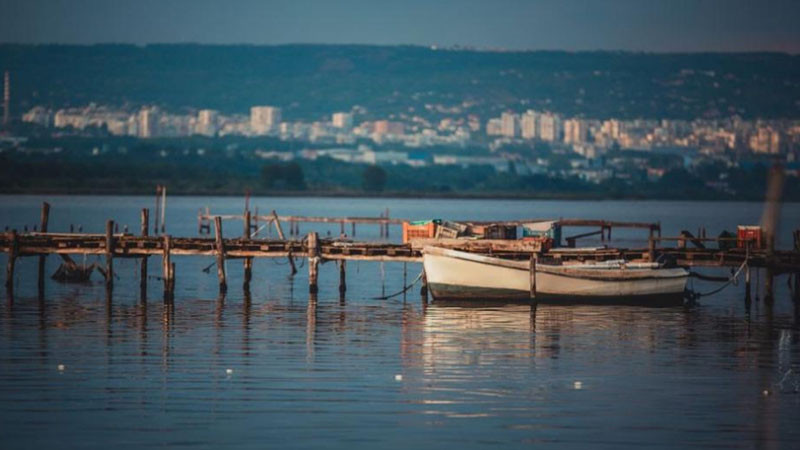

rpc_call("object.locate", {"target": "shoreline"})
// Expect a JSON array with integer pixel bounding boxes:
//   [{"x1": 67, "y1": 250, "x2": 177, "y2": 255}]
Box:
[{"x1": 0, "y1": 188, "x2": 783, "y2": 202}]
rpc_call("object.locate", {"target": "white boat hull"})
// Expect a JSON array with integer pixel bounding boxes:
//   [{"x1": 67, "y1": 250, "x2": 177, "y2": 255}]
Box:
[{"x1": 423, "y1": 247, "x2": 688, "y2": 304}]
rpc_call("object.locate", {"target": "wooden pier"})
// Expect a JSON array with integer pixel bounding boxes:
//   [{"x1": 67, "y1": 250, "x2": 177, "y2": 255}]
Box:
[{"x1": 3, "y1": 202, "x2": 800, "y2": 303}]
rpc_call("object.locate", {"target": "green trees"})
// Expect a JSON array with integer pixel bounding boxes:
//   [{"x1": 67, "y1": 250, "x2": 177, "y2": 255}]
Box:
[
  {"x1": 361, "y1": 165, "x2": 387, "y2": 192},
  {"x1": 261, "y1": 162, "x2": 306, "y2": 190}
]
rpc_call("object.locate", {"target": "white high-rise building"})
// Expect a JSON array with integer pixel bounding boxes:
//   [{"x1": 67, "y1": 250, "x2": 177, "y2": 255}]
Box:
[
  {"x1": 520, "y1": 110, "x2": 538, "y2": 139},
  {"x1": 196, "y1": 109, "x2": 219, "y2": 136},
  {"x1": 250, "y1": 106, "x2": 281, "y2": 135},
  {"x1": 564, "y1": 119, "x2": 588, "y2": 144},
  {"x1": 500, "y1": 112, "x2": 519, "y2": 138},
  {"x1": 538, "y1": 113, "x2": 562, "y2": 142},
  {"x1": 332, "y1": 112, "x2": 353, "y2": 129},
  {"x1": 138, "y1": 107, "x2": 159, "y2": 138}
]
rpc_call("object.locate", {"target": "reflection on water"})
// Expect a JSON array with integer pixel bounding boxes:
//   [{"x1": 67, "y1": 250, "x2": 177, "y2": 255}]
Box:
[
  {"x1": 2, "y1": 195, "x2": 800, "y2": 448},
  {"x1": 1, "y1": 280, "x2": 799, "y2": 448}
]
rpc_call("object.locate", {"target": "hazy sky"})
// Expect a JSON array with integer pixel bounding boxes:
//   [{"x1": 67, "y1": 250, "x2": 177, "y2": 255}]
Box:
[{"x1": 2, "y1": 0, "x2": 799, "y2": 52}]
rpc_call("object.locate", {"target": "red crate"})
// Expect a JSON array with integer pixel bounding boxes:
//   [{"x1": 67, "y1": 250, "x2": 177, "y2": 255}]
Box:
[{"x1": 737, "y1": 226, "x2": 763, "y2": 249}]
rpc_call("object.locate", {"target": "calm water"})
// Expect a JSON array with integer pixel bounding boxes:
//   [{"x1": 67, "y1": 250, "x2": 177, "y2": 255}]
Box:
[{"x1": 1, "y1": 195, "x2": 799, "y2": 449}]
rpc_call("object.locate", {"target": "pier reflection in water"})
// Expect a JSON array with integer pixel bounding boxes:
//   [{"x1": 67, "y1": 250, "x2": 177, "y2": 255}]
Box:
[
  {"x1": 2, "y1": 283, "x2": 798, "y2": 448},
  {"x1": 2, "y1": 195, "x2": 800, "y2": 448}
]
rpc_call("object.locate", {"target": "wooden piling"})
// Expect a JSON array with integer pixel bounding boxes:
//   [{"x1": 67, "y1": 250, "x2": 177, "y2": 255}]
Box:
[
  {"x1": 338, "y1": 260, "x2": 346, "y2": 295},
  {"x1": 243, "y1": 210, "x2": 252, "y2": 291},
  {"x1": 162, "y1": 234, "x2": 170, "y2": 291},
  {"x1": 5, "y1": 229, "x2": 17, "y2": 292},
  {"x1": 214, "y1": 216, "x2": 227, "y2": 292},
  {"x1": 140, "y1": 209, "x2": 149, "y2": 298},
  {"x1": 154, "y1": 185, "x2": 161, "y2": 235},
  {"x1": 648, "y1": 228, "x2": 655, "y2": 262},
  {"x1": 385, "y1": 208, "x2": 390, "y2": 238},
  {"x1": 765, "y1": 268, "x2": 774, "y2": 304},
  {"x1": 529, "y1": 254, "x2": 537, "y2": 299},
  {"x1": 105, "y1": 220, "x2": 114, "y2": 291},
  {"x1": 420, "y1": 270, "x2": 428, "y2": 301},
  {"x1": 352, "y1": 222, "x2": 356, "y2": 237},
  {"x1": 308, "y1": 231, "x2": 319, "y2": 294},
  {"x1": 38, "y1": 202, "x2": 50, "y2": 290}
]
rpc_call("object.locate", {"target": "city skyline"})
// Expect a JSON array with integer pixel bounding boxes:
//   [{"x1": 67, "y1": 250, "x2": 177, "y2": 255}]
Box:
[{"x1": 2, "y1": 0, "x2": 800, "y2": 53}]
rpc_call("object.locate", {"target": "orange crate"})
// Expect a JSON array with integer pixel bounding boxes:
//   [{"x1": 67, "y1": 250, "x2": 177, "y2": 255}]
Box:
[{"x1": 403, "y1": 222, "x2": 438, "y2": 243}]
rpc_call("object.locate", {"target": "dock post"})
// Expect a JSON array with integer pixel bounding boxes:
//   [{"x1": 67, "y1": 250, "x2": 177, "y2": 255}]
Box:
[
  {"x1": 385, "y1": 208, "x2": 390, "y2": 238},
  {"x1": 420, "y1": 269, "x2": 428, "y2": 297},
  {"x1": 243, "y1": 210, "x2": 252, "y2": 291},
  {"x1": 161, "y1": 186, "x2": 167, "y2": 233},
  {"x1": 105, "y1": 220, "x2": 114, "y2": 292},
  {"x1": 38, "y1": 202, "x2": 50, "y2": 292},
  {"x1": 403, "y1": 262, "x2": 408, "y2": 300},
  {"x1": 765, "y1": 268, "x2": 774, "y2": 305},
  {"x1": 648, "y1": 227, "x2": 655, "y2": 262},
  {"x1": 154, "y1": 185, "x2": 161, "y2": 235},
  {"x1": 214, "y1": 216, "x2": 227, "y2": 293},
  {"x1": 140, "y1": 209, "x2": 149, "y2": 300},
  {"x1": 351, "y1": 222, "x2": 356, "y2": 237},
  {"x1": 308, "y1": 232, "x2": 319, "y2": 294},
  {"x1": 529, "y1": 254, "x2": 537, "y2": 299},
  {"x1": 338, "y1": 260, "x2": 346, "y2": 296},
  {"x1": 162, "y1": 234, "x2": 172, "y2": 300},
  {"x1": 745, "y1": 265, "x2": 752, "y2": 304},
  {"x1": 5, "y1": 229, "x2": 17, "y2": 294}
]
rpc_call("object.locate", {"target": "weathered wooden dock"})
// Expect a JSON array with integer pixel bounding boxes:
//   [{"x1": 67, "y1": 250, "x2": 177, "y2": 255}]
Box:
[{"x1": 3, "y1": 202, "x2": 800, "y2": 304}]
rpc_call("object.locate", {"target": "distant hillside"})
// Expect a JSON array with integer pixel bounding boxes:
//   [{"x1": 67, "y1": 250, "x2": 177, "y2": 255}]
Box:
[{"x1": 1, "y1": 44, "x2": 799, "y2": 120}]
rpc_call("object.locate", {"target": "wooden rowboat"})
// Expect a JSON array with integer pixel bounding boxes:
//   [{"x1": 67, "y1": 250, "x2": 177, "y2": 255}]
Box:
[{"x1": 422, "y1": 246, "x2": 689, "y2": 305}]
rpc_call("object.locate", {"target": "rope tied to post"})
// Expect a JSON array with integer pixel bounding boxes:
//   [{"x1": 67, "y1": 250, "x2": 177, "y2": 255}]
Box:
[
  {"x1": 685, "y1": 258, "x2": 748, "y2": 302},
  {"x1": 372, "y1": 270, "x2": 424, "y2": 300}
]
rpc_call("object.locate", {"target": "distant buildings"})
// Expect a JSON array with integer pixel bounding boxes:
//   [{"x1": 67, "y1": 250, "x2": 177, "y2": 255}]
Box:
[
  {"x1": 749, "y1": 126, "x2": 781, "y2": 154},
  {"x1": 250, "y1": 106, "x2": 281, "y2": 135},
  {"x1": 332, "y1": 112, "x2": 353, "y2": 129},
  {"x1": 196, "y1": 109, "x2": 219, "y2": 136},
  {"x1": 563, "y1": 119, "x2": 588, "y2": 144},
  {"x1": 138, "y1": 107, "x2": 159, "y2": 138},
  {"x1": 373, "y1": 120, "x2": 405, "y2": 136},
  {"x1": 520, "y1": 111, "x2": 538, "y2": 139},
  {"x1": 500, "y1": 112, "x2": 519, "y2": 138},
  {"x1": 538, "y1": 113, "x2": 562, "y2": 142}
]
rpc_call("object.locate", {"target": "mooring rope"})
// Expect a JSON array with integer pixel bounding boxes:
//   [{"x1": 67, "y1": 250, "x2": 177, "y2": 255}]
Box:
[
  {"x1": 685, "y1": 259, "x2": 748, "y2": 301},
  {"x1": 372, "y1": 271, "x2": 424, "y2": 300}
]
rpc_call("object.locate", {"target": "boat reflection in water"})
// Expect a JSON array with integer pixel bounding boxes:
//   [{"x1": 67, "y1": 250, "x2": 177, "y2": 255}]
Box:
[{"x1": 398, "y1": 298, "x2": 796, "y2": 446}]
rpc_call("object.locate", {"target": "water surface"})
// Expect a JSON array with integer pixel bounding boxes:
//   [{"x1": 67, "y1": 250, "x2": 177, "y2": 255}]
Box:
[{"x1": 1, "y1": 196, "x2": 799, "y2": 449}]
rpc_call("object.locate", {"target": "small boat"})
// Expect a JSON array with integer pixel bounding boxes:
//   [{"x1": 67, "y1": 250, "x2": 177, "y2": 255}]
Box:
[{"x1": 422, "y1": 246, "x2": 689, "y2": 305}]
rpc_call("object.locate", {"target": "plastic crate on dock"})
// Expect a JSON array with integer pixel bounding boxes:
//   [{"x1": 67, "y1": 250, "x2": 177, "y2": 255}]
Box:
[
  {"x1": 402, "y1": 220, "x2": 440, "y2": 243},
  {"x1": 737, "y1": 225, "x2": 763, "y2": 249}
]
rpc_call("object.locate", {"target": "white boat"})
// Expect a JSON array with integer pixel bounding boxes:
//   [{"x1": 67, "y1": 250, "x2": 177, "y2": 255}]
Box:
[{"x1": 422, "y1": 246, "x2": 689, "y2": 304}]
